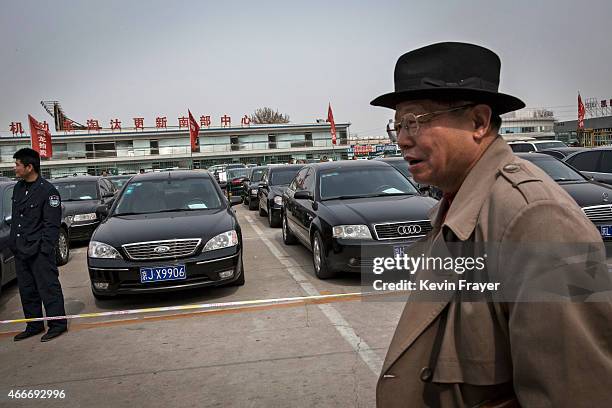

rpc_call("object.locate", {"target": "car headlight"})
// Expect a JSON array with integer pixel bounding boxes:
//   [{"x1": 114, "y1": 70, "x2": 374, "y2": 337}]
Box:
[
  {"x1": 273, "y1": 196, "x2": 283, "y2": 206},
  {"x1": 203, "y1": 230, "x2": 238, "y2": 252},
  {"x1": 73, "y1": 213, "x2": 97, "y2": 222},
  {"x1": 332, "y1": 225, "x2": 372, "y2": 239},
  {"x1": 88, "y1": 241, "x2": 123, "y2": 259},
  {"x1": 251, "y1": 188, "x2": 258, "y2": 194}
]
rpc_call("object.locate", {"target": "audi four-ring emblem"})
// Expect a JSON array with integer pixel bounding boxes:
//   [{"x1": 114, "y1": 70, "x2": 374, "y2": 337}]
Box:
[{"x1": 397, "y1": 225, "x2": 422, "y2": 235}]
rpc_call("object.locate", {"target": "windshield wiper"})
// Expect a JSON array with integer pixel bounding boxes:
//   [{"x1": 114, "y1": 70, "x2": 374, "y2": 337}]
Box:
[{"x1": 322, "y1": 192, "x2": 415, "y2": 201}]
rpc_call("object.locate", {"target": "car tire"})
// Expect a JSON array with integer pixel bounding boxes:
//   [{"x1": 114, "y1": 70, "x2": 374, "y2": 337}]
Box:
[
  {"x1": 230, "y1": 257, "x2": 245, "y2": 286},
  {"x1": 258, "y1": 201, "x2": 266, "y2": 217},
  {"x1": 268, "y1": 208, "x2": 281, "y2": 228},
  {"x1": 55, "y1": 228, "x2": 70, "y2": 266},
  {"x1": 248, "y1": 198, "x2": 258, "y2": 211},
  {"x1": 282, "y1": 213, "x2": 298, "y2": 245},
  {"x1": 312, "y1": 231, "x2": 336, "y2": 279}
]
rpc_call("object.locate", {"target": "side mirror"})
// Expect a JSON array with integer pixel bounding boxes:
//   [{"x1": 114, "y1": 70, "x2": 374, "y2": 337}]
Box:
[
  {"x1": 294, "y1": 190, "x2": 313, "y2": 200},
  {"x1": 103, "y1": 192, "x2": 115, "y2": 198},
  {"x1": 230, "y1": 196, "x2": 242, "y2": 206},
  {"x1": 418, "y1": 185, "x2": 430, "y2": 195},
  {"x1": 96, "y1": 205, "x2": 109, "y2": 220},
  {"x1": 3, "y1": 215, "x2": 11, "y2": 226},
  {"x1": 259, "y1": 182, "x2": 268, "y2": 189}
]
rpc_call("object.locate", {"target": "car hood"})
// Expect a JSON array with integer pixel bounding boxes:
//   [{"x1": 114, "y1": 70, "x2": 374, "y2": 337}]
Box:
[
  {"x1": 61, "y1": 200, "x2": 100, "y2": 216},
  {"x1": 558, "y1": 181, "x2": 612, "y2": 208},
  {"x1": 320, "y1": 195, "x2": 437, "y2": 225},
  {"x1": 92, "y1": 209, "x2": 235, "y2": 246}
]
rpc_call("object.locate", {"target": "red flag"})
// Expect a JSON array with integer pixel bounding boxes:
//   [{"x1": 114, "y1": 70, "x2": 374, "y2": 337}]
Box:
[
  {"x1": 327, "y1": 103, "x2": 337, "y2": 145},
  {"x1": 188, "y1": 110, "x2": 200, "y2": 152},
  {"x1": 28, "y1": 114, "x2": 53, "y2": 159},
  {"x1": 578, "y1": 93, "x2": 585, "y2": 130}
]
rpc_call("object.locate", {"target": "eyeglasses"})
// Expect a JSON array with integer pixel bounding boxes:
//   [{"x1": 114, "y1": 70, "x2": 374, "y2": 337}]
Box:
[{"x1": 391, "y1": 104, "x2": 475, "y2": 137}]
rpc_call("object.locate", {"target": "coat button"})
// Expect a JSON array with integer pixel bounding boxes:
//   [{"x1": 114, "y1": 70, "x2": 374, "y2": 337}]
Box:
[
  {"x1": 420, "y1": 367, "x2": 433, "y2": 382},
  {"x1": 503, "y1": 163, "x2": 520, "y2": 173}
]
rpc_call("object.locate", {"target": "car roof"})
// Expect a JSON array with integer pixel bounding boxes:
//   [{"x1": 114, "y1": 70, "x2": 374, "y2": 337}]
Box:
[
  {"x1": 268, "y1": 164, "x2": 305, "y2": 172},
  {"x1": 538, "y1": 147, "x2": 586, "y2": 153},
  {"x1": 508, "y1": 140, "x2": 565, "y2": 144},
  {"x1": 0, "y1": 180, "x2": 16, "y2": 188},
  {"x1": 127, "y1": 170, "x2": 212, "y2": 181},
  {"x1": 51, "y1": 175, "x2": 103, "y2": 183},
  {"x1": 309, "y1": 160, "x2": 393, "y2": 171},
  {"x1": 515, "y1": 152, "x2": 558, "y2": 160},
  {"x1": 374, "y1": 156, "x2": 405, "y2": 163}
]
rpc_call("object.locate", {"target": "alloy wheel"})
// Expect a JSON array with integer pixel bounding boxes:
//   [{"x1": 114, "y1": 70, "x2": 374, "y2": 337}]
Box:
[{"x1": 313, "y1": 237, "x2": 321, "y2": 272}]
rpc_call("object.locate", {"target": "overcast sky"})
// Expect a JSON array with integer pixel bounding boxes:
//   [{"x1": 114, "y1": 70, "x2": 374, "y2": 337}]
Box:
[{"x1": 1, "y1": 0, "x2": 611, "y2": 138}]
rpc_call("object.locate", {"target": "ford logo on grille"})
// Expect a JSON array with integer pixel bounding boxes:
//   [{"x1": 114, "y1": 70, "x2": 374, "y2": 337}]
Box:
[
  {"x1": 397, "y1": 225, "x2": 422, "y2": 235},
  {"x1": 153, "y1": 245, "x2": 171, "y2": 254}
]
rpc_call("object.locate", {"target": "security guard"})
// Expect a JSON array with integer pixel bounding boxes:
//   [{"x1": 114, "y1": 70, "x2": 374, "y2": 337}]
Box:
[{"x1": 9, "y1": 148, "x2": 67, "y2": 342}]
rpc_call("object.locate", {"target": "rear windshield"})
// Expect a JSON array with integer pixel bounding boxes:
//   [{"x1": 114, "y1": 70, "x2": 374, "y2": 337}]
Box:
[
  {"x1": 270, "y1": 168, "x2": 302, "y2": 185},
  {"x1": 53, "y1": 181, "x2": 99, "y2": 201}
]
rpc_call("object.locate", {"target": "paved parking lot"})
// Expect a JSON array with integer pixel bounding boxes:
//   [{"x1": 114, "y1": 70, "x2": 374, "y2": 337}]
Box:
[{"x1": 0, "y1": 205, "x2": 405, "y2": 407}]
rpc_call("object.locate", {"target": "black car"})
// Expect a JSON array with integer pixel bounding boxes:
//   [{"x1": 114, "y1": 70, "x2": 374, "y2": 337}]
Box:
[
  {"x1": 107, "y1": 174, "x2": 134, "y2": 190},
  {"x1": 1, "y1": 181, "x2": 71, "y2": 295},
  {"x1": 87, "y1": 171, "x2": 244, "y2": 299},
  {"x1": 258, "y1": 165, "x2": 305, "y2": 227},
  {"x1": 242, "y1": 166, "x2": 267, "y2": 210},
  {"x1": 537, "y1": 147, "x2": 586, "y2": 160},
  {"x1": 281, "y1": 161, "x2": 437, "y2": 279},
  {"x1": 517, "y1": 153, "x2": 612, "y2": 242},
  {"x1": 563, "y1": 147, "x2": 612, "y2": 185},
  {"x1": 224, "y1": 167, "x2": 250, "y2": 202},
  {"x1": 51, "y1": 176, "x2": 117, "y2": 242}
]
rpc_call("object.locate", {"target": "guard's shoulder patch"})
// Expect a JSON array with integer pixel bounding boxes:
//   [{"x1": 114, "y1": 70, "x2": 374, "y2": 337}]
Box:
[{"x1": 49, "y1": 195, "x2": 60, "y2": 207}]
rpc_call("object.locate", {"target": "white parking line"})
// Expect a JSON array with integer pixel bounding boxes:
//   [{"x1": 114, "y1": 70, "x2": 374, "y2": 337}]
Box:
[{"x1": 244, "y1": 214, "x2": 383, "y2": 376}]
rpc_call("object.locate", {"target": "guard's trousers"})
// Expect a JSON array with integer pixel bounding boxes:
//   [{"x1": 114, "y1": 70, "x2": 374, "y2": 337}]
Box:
[{"x1": 15, "y1": 252, "x2": 67, "y2": 332}]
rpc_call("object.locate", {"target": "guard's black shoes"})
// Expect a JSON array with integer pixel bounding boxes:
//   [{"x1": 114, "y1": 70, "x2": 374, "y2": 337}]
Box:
[
  {"x1": 14, "y1": 329, "x2": 44, "y2": 342},
  {"x1": 40, "y1": 329, "x2": 67, "y2": 342}
]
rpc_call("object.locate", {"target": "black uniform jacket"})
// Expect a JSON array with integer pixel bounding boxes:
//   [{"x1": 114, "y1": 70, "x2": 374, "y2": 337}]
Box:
[{"x1": 8, "y1": 177, "x2": 61, "y2": 258}]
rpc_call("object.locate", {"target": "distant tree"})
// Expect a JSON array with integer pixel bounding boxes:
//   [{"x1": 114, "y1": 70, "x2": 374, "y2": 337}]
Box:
[{"x1": 250, "y1": 107, "x2": 290, "y2": 124}]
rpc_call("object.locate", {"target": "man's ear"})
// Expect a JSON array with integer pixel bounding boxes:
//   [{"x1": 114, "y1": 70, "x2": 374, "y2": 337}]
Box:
[{"x1": 471, "y1": 104, "x2": 493, "y2": 141}]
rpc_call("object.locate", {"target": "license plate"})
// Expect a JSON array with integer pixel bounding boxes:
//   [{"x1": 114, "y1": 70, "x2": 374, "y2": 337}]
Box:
[
  {"x1": 140, "y1": 265, "x2": 186, "y2": 283},
  {"x1": 601, "y1": 225, "x2": 612, "y2": 238},
  {"x1": 393, "y1": 245, "x2": 408, "y2": 258}
]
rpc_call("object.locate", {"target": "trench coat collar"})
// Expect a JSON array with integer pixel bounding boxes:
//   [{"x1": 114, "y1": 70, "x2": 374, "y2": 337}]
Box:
[{"x1": 428, "y1": 136, "x2": 514, "y2": 240}]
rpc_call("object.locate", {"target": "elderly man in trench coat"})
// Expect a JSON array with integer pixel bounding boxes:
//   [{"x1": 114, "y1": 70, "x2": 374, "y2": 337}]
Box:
[{"x1": 370, "y1": 42, "x2": 612, "y2": 407}]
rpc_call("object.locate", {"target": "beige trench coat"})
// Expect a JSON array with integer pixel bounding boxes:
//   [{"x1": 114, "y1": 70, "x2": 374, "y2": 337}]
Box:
[{"x1": 377, "y1": 137, "x2": 612, "y2": 407}]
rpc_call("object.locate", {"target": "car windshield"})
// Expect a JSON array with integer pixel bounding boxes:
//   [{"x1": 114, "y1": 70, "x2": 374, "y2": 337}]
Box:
[
  {"x1": 109, "y1": 177, "x2": 131, "y2": 188},
  {"x1": 53, "y1": 181, "x2": 99, "y2": 201},
  {"x1": 113, "y1": 177, "x2": 223, "y2": 215},
  {"x1": 526, "y1": 157, "x2": 585, "y2": 182},
  {"x1": 384, "y1": 160, "x2": 414, "y2": 181},
  {"x1": 535, "y1": 141, "x2": 567, "y2": 150},
  {"x1": 250, "y1": 169, "x2": 265, "y2": 182},
  {"x1": 270, "y1": 168, "x2": 302, "y2": 185},
  {"x1": 227, "y1": 168, "x2": 249, "y2": 180},
  {"x1": 320, "y1": 167, "x2": 419, "y2": 200}
]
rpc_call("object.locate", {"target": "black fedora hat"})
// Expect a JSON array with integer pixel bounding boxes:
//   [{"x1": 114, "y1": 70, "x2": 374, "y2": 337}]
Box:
[{"x1": 370, "y1": 42, "x2": 525, "y2": 114}]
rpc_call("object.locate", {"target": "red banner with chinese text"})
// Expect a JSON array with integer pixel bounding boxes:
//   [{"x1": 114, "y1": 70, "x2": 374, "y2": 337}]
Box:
[
  {"x1": 188, "y1": 110, "x2": 200, "y2": 152},
  {"x1": 28, "y1": 115, "x2": 53, "y2": 158},
  {"x1": 327, "y1": 103, "x2": 337, "y2": 145},
  {"x1": 578, "y1": 93, "x2": 585, "y2": 130}
]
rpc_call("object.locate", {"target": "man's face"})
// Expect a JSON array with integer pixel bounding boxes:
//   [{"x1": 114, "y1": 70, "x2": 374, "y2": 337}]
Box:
[
  {"x1": 395, "y1": 100, "x2": 478, "y2": 191},
  {"x1": 14, "y1": 159, "x2": 32, "y2": 179}
]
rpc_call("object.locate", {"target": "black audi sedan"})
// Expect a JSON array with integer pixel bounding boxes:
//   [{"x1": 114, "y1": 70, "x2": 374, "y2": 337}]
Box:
[
  {"x1": 517, "y1": 153, "x2": 612, "y2": 242},
  {"x1": 1, "y1": 181, "x2": 71, "y2": 296},
  {"x1": 224, "y1": 167, "x2": 250, "y2": 201},
  {"x1": 242, "y1": 166, "x2": 267, "y2": 210},
  {"x1": 258, "y1": 164, "x2": 305, "y2": 227},
  {"x1": 51, "y1": 176, "x2": 117, "y2": 242},
  {"x1": 281, "y1": 161, "x2": 437, "y2": 279},
  {"x1": 87, "y1": 171, "x2": 244, "y2": 299}
]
